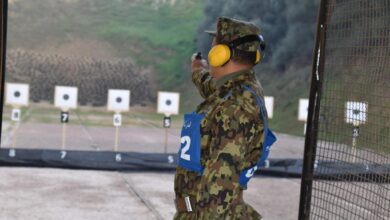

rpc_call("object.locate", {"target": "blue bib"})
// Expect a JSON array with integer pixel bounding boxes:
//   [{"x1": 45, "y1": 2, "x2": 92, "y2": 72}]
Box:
[
  {"x1": 177, "y1": 112, "x2": 205, "y2": 174},
  {"x1": 177, "y1": 86, "x2": 277, "y2": 187}
]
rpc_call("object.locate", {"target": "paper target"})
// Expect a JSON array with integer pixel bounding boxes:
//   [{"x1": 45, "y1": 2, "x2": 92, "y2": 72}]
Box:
[
  {"x1": 345, "y1": 101, "x2": 367, "y2": 126},
  {"x1": 108, "y1": 89, "x2": 130, "y2": 112},
  {"x1": 54, "y1": 86, "x2": 78, "y2": 110},
  {"x1": 298, "y1": 99, "x2": 309, "y2": 122},
  {"x1": 5, "y1": 83, "x2": 29, "y2": 107},
  {"x1": 157, "y1": 92, "x2": 180, "y2": 116},
  {"x1": 264, "y1": 96, "x2": 274, "y2": 119}
]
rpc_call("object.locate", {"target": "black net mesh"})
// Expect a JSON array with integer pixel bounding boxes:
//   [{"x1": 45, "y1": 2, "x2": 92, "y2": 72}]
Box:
[{"x1": 308, "y1": 0, "x2": 390, "y2": 219}]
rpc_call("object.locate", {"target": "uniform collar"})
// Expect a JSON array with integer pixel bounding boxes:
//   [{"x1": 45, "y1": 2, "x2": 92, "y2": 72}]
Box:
[
  {"x1": 216, "y1": 68, "x2": 255, "y2": 91},
  {"x1": 198, "y1": 68, "x2": 256, "y2": 113}
]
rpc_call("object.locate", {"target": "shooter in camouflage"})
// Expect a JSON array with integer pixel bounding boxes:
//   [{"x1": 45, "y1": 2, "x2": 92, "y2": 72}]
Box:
[{"x1": 174, "y1": 17, "x2": 275, "y2": 220}]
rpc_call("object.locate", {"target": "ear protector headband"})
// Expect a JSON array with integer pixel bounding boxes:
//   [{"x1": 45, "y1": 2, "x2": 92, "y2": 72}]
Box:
[{"x1": 208, "y1": 34, "x2": 266, "y2": 67}]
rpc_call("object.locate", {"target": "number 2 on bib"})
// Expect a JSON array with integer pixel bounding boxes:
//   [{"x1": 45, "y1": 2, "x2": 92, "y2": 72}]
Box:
[{"x1": 180, "y1": 136, "x2": 191, "y2": 161}]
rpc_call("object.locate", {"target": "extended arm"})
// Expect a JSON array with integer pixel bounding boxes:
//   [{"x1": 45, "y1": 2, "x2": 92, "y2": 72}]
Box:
[{"x1": 191, "y1": 54, "x2": 216, "y2": 99}]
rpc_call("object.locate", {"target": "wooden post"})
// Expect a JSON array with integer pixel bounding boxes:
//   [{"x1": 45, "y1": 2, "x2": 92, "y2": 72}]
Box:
[
  {"x1": 164, "y1": 128, "x2": 168, "y2": 153},
  {"x1": 115, "y1": 125, "x2": 119, "y2": 152},
  {"x1": 62, "y1": 123, "x2": 67, "y2": 151}
]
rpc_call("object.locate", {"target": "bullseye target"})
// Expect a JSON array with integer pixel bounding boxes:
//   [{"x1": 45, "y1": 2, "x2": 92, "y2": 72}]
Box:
[
  {"x1": 5, "y1": 83, "x2": 29, "y2": 107},
  {"x1": 157, "y1": 91, "x2": 180, "y2": 116},
  {"x1": 54, "y1": 86, "x2": 78, "y2": 111},
  {"x1": 345, "y1": 101, "x2": 367, "y2": 126},
  {"x1": 108, "y1": 89, "x2": 130, "y2": 112}
]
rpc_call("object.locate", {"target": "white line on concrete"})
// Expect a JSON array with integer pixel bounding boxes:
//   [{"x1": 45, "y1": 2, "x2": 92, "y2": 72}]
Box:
[
  {"x1": 118, "y1": 172, "x2": 165, "y2": 220},
  {"x1": 74, "y1": 110, "x2": 101, "y2": 151}
]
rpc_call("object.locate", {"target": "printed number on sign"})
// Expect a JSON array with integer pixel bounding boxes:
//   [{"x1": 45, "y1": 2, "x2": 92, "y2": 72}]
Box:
[
  {"x1": 60, "y1": 150, "x2": 67, "y2": 159},
  {"x1": 245, "y1": 166, "x2": 258, "y2": 178},
  {"x1": 61, "y1": 112, "x2": 69, "y2": 123},
  {"x1": 113, "y1": 114, "x2": 122, "y2": 127},
  {"x1": 180, "y1": 136, "x2": 191, "y2": 161}
]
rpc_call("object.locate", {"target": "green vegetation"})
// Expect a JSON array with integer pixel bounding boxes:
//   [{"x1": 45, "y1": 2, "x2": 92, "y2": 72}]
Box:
[
  {"x1": 8, "y1": 0, "x2": 203, "y2": 90},
  {"x1": 92, "y1": 0, "x2": 204, "y2": 87},
  {"x1": 6, "y1": 0, "x2": 311, "y2": 136}
]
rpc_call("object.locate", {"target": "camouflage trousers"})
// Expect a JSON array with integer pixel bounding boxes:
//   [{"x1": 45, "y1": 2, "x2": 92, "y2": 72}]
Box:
[{"x1": 173, "y1": 202, "x2": 262, "y2": 220}]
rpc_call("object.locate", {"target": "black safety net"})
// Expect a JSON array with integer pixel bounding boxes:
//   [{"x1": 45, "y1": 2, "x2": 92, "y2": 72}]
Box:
[{"x1": 300, "y1": 0, "x2": 390, "y2": 219}]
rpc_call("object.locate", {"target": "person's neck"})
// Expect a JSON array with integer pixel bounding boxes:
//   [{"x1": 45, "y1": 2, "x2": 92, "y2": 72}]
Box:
[{"x1": 213, "y1": 65, "x2": 252, "y2": 80}]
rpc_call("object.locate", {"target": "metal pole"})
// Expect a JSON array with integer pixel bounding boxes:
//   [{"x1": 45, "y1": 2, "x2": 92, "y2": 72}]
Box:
[
  {"x1": 298, "y1": 0, "x2": 329, "y2": 219},
  {"x1": 0, "y1": 0, "x2": 8, "y2": 147}
]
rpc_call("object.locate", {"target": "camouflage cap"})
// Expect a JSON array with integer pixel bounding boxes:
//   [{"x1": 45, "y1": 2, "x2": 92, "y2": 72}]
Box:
[{"x1": 205, "y1": 17, "x2": 261, "y2": 52}]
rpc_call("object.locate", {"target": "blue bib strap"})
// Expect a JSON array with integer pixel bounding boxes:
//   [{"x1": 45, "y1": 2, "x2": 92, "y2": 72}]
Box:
[
  {"x1": 243, "y1": 86, "x2": 268, "y2": 130},
  {"x1": 240, "y1": 86, "x2": 277, "y2": 187}
]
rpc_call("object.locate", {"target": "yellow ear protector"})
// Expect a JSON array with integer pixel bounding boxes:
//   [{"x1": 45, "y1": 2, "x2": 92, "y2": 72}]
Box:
[{"x1": 208, "y1": 34, "x2": 266, "y2": 67}]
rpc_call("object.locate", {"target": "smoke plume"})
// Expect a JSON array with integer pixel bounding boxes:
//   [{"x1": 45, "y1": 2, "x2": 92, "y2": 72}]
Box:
[{"x1": 197, "y1": 0, "x2": 320, "y2": 72}]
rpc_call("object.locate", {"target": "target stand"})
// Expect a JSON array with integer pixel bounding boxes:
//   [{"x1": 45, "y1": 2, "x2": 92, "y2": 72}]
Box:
[
  {"x1": 54, "y1": 86, "x2": 78, "y2": 159},
  {"x1": 107, "y1": 89, "x2": 130, "y2": 162},
  {"x1": 5, "y1": 83, "x2": 30, "y2": 158},
  {"x1": 345, "y1": 101, "x2": 367, "y2": 163},
  {"x1": 298, "y1": 99, "x2": 309, "y2": 135},
  {"x1": 157, "y1": 91, "x2": 180, "y2": 154},
  {"x1": 264, "y1": 96, "x2": 274, "y2": 119}
]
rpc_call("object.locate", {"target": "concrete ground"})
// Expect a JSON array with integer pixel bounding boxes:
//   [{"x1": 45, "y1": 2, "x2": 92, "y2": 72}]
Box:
[
  {"x1": 0, "y1": 168, "x2": 301, "y2": 220},
  {"x1": 0, "y1": 119, "x2": 305, "y2": 220}
]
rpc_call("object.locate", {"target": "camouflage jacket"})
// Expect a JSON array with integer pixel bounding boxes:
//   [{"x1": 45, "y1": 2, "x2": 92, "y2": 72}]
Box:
[{"x1": 174, "y1": 68, "x2": 266, "y2": 220}]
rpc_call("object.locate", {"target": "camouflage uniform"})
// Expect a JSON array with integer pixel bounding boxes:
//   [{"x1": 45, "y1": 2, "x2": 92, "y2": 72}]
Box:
[{"x1": 174, "y1": 17, "x2": 269, "y2": 220}]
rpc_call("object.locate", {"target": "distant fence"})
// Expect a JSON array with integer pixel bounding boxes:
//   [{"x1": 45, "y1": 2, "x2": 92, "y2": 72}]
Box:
[{"x1": 299, "y1": 0, "x2": 390, "y2": 219}]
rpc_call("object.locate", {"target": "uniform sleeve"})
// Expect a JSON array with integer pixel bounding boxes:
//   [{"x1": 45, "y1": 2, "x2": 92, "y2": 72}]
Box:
[
  {"x1": 192, "y1": 68, "x2": 216, "y2": 99},
  {"x1": 195, "y1": 102, "x2": 263, "y2": 218}
]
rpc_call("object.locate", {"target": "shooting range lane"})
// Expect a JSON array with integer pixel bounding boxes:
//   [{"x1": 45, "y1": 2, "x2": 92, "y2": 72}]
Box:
[
  {"x1": 0, "y1": 167, "x2": 302, "y2": 220},
  {"x1": 0, "y1": 119, "x2": 305, "y2": 158}
]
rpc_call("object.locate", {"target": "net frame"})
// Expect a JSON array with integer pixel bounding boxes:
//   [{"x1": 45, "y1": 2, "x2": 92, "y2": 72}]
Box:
[
  {"x1": 0, "y1": 0, "x2": 7, "y2": 143},
  {"x1": 299, "y1": 0, "x2": 390, "y2": 219}
]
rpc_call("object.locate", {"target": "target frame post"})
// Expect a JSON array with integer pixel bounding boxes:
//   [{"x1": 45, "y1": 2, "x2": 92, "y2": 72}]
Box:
[
  {"x1": 264, "y1": 96, "x2": 274, "y2": 119},
  {"x1": 4, "y1": 83, "x2": 30, "y2": 156},
  {"x1": 263, "y1": 95, "x2": 274, "y2": 166},
  {"x1": 157, "y1": 91, "x2": 180, "y2": 154},
  {"x1": 298, "y1": 98, "x2": 309, "y2": 135},
  {"x1": 163, "y1": 115, "x2": 172, "y2": 153},
  {"x1": 344, "y1": 101, "x2": 367, "y2": 163},
  {"x1": 107, "y1": 89, "x2": 130, "y2": 162},
  {"x1": 54, "y1": 86, "x2": 78, "y2": 159}
]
